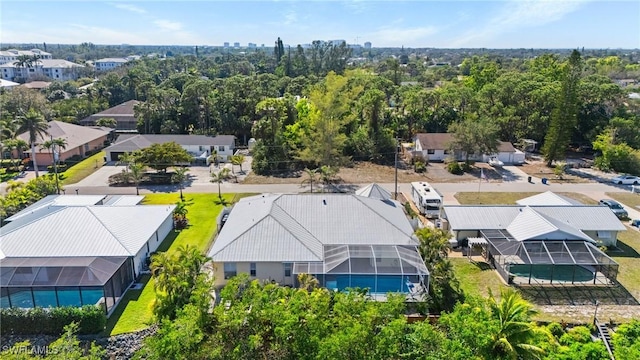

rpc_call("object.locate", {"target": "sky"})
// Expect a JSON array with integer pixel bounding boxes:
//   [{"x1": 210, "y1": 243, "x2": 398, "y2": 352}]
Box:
[{"x1": 1, "y1": 0, "x2": 639, "y2": 49}]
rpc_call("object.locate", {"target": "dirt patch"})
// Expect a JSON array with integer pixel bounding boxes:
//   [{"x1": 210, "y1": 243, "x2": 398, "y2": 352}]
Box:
[
  {"x1": 519, "y1": 160, "x2": 592, "y2": 183},
  {"x1": 243, "y1": 161, "x2": 502, "y2": 185}
]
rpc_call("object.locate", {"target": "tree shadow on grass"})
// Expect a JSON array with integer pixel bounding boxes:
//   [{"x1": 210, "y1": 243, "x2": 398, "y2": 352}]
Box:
[{"x1": 608, "y1": 240, "x2": 640, "y2": 258}]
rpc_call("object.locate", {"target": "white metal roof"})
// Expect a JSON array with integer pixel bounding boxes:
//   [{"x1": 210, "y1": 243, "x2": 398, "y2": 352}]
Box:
[
  {"x1": 516, "y1": 191, "x2": 582, "y2": 206},
  {"x1": 6, "y1": 195, "x2": 106, "y2": 222},
  {"x1": 0, "y1": 205, "x2": 174, "y2": 260},
  {"x1": 355, "y1": 183, "x2": 392, "y2": 201},
  {"x1": 506, "y1": 207, "x2": 592, "y2": 242},
  {"x1": 102, "y1": 195, "x2": 144, "y2": 206},
  {"x1": 444, "y1": 205, "x2": 626, "y2": 232},
  {"x1": 208, "y1": 194, "x2": 418, "y2": 262}
]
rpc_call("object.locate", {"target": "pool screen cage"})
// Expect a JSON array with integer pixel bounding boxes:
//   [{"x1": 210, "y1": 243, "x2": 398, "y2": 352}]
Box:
[
  {"x1": 480, "y1": 229, "x2": 619, "y2": 286},
  {"x1": 293, "y1": 244, "x2": 429, "y2": 295}
]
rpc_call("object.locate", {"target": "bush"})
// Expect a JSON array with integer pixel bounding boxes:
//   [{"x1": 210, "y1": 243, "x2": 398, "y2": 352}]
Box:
[
  {"x1": 414, "y1": 160, "x2": 427, "y2": 173},
  {"x1": 460, "y1": 161, "x2": 473, "y2": 172},
  {"x1": 404, "y1": 202, "x2": 418, "y2": 218},
  {"x1": 0, "y1": 305, "x2": 106, "y2": 335},
  {"x1": 547, "y1": 322, "x2": 566, "y2": 339},
  {"x1": 47, "y1": 164, "x2": 68, "y2": 172},
  {"x1": 447, "y1": 161, "x2": 463, "y2": 175}
]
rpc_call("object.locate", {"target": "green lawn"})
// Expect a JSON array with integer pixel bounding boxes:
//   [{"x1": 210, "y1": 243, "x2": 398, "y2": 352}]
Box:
[
  {"x1": 455, "y1": 192, "x2": 598, "y2": 205},
  {"x1": 451, "y1": 258, "x2": 507, "y2": 298},
  {"x1": 606, "y1": 192, "x2": 640, "y2": 212},
  {"x1": 60, "y1": 151, "x2": 105, "y2": 185},
  {"x1": 107, "y1": 193, "x2": 234, "y2": 335},
  {"x1": 609, "y1": 226, "x2": 640, "y2": 301}
]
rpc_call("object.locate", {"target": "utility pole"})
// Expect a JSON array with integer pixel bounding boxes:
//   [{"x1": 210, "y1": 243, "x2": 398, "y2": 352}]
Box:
[
  {"x1": 394, "y1": 137, "x2": 399, "y2": 200},
  {"x1": 51, "y1": 135, "x2": 60, "y2": 195}
]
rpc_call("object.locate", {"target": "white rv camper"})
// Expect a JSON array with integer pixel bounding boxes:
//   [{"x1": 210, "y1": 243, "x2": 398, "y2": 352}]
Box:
[{"x1": 410, "y1": 181, "x2": 443, "y2": 218}]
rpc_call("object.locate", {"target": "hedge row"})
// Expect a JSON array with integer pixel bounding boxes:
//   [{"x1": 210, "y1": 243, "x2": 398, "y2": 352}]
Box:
[{"x1": 0, "y1": 305, "x2": 106, "y2": 335}]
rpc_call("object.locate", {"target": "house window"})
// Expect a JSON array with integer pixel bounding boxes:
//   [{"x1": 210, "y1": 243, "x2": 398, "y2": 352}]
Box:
[
  {"x1": 427, "y1": 149, "x2": 435, "y2": 154},
  {"x1": 218, "y1": 146, "x2": 225, "y2": 152},
  {"x1": 283, "y1": 263, "x2": 292, "y2": 277},
  {"x1": 84, "y1": 144, "x2": 89, "y2": 152},
  {"x1": 223, "y1": 263, "x2": 237, "y2": 279},
  {"x1": 250, "y1": 263, "x2": 256, "y2": 277},
  {"x1": 597, "y1": 231, "x2": 611, "y2": 239}
]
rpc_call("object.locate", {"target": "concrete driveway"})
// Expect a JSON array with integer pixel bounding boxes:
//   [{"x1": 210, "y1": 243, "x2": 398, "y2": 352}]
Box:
[{"x1": 69, "y1": 165, "x2": 127, "y2": 187}]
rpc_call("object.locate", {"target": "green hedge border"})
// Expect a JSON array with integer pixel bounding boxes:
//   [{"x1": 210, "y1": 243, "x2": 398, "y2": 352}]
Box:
[{"x1": 0, "y1": 305, "x2": 106, "y2": 335}]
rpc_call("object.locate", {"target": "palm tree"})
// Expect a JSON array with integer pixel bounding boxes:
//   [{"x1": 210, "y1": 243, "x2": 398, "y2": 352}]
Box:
[
  {"x1": 40, "y1": 137, "x2": 68, "y2": 165},
  {"x1": 17, "y1": 108, "x2": 49, "y2": 177},
  {"x1": 301, "y1": 168, "x2": 319, "y2": 193},
  {"x1": 229, "y1": 154, "x2": 245, "y2": 174},
  {"x1": 128, "y1": 162, "x2": 145, "y2": 195},
  {"x1": 210, "y1": 167, "x2": 231, "y2": 200},
  {"x1": 319, "y1": 165, "x2": 337, "y2": 193},
  {"x1": 116, "y1": 151, "x2": 135, "y2": 172},
  {"x1": 173, "y1": 200, "x2": 190, "y2": 229},
  {"x1": 3, "y1": 138, "x2": 27, "y2": 171},
  {"x1": 488, "y1": 288, "x2": 547, "y2": 360},
  {"x1": 172, "y1": 167, "x2": 189, "y2": 201}
]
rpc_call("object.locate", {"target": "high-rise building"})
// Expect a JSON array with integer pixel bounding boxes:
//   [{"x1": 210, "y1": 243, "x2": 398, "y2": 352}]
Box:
[
  {"x1": 233, "y1": 42, "x2": 240, "y2": 48},
  {"x1": 223, "y1": 42, "x2": 229, "y2": 48},
  {"x1": 364, "y1": 42, "x2": 372, "y2": 49}
]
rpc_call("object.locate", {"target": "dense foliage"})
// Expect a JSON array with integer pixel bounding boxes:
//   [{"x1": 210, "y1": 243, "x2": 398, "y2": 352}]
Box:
[
  {"x1": 0, "y1": 175, "x2": 59, "y2": 219},
  {"x1": 0, "y1": 306, "x2": 106, "y2": 335}
]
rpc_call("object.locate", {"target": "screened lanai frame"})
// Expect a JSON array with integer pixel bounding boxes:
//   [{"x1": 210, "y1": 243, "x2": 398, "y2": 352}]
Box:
[
  {"x1": 480, "y1": 229, "x2": 619, "y2": 285},
  {"x1": 293, "y1": 244, "x2": 429, "y2": 294},
  {"x1": 0, "y1": 256, "x2": 134, "y2": 314}
]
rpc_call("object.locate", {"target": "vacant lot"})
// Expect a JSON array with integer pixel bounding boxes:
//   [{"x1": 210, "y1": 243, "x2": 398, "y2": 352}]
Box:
[
  {"x1": 454, "y1": 191, "x2": 596, "y2": 205},
  {"x1": 519, "y1": 160, "x2": 592, "y2": 183},
  {"x1": 243, "y1": 161, "x2": 500, "y2": 185}
]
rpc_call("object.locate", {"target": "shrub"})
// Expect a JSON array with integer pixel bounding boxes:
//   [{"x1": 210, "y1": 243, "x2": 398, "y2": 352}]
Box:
[
  {"x1": 447, "y1": 161, "x2": 463, "y2": 175},
  {"x1": 460, "y1": 162, "x2": 473, "y2": 172},
  {"x1": 47, "y1": 164, "x2": 68, "y2": 172},
  {"x1": 414, "y1": 160, "x2": 427, "y2": 173},
  {"x1": 547, "y1": 322, "x2": 566, "y2": 339},
  {"x1": 404, "y1": 202, "x2": 418, "y2": 218},
  {"x1": 0, "y1": 305, "x2": 106, "y2": 335}
]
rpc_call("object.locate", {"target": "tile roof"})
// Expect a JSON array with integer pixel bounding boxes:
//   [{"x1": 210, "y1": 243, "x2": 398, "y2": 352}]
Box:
[
  {"x1": 92, "y1": 100, "x2": 139, "y2": 116},
  {"x1": 208, "y1": 194, "x2": 418, "y2": 262}
]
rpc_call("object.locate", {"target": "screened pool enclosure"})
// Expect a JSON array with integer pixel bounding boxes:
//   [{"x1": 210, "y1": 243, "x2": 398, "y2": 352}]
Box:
[
  {"x1": 0, "y1": 257, "x2": 134, "y2": 313},
  {"x1": 293, "y1": 244, "x2": 429, "y2": 295},
  {"x1": 480, "y1": 229, "x2": 619, "y2": 285}
]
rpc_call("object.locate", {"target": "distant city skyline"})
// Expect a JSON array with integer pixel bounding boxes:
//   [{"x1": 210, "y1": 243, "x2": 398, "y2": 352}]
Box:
[{"x1": 1, "y1": 1, "x2": 639, "y2": 49}]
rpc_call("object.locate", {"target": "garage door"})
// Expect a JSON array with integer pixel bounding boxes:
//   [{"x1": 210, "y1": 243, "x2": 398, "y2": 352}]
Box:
[{"x1": 110, "y1": 152, "x2": 125, "y2": 162}]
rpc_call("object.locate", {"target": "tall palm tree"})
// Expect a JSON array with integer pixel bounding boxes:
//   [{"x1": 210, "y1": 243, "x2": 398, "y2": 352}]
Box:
[
  {"x1": 3, "y1": 138, "x2": 28, "y2": 171},
  {"x1": 488, "y1": 288, "x2": 547, "y2": 360},
  {"x1": 128, "y1": 162, "x2": 145, "y2": 195},
  {"x1": 210, "y1": 167, "x2": 230, "y2": 200},
  {"x1": 40, "y1": 137, "x2": 68, "y2": 165},
  {"x1": 301, "y1": 168, "x2": 319, "y2": 193},
  {"x1": 17, "y1": 108, "x2": 49, "y2": 177},
  {"x1": 230, "y1": 154, "x2": 245, "y2": 174},
  {"x1": 172, "y1": 166, "x2": 189, "y2": 201}
]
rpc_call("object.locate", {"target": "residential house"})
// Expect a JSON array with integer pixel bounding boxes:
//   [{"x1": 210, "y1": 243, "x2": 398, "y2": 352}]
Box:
[
  {"x1": 94, "y1": 58, "x2": 128, "y2": 71},
  {"x1": 104, "y1": 134, "x2": 236, "y2": 163},
  {"x1": 413, "y1": 133, "x2": 525, "y2": 164},
  {"x1": 0, "y1": 195, "x2": 174, "y2": 314},
  {"x1": 80, "y1": 100, "x2": 140, "y2": 131},
  {"x1": 15, "y1": 121, "x2": 112, "y2": 166},
  {"x1": 207, "y1": 194, "x2": 429, "y2": 296},
  {"x1": 441, "y1": 192, "x2": 625, "y2": 286},
  {"x1": 0, "y1": 49, "x2": 52, "y2": 65},
  {"x1": 1, "y1": 59, "x2": 84, "y2": 82}
]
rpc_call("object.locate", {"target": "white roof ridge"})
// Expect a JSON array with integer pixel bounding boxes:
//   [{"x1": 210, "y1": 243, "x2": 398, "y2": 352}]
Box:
[
  {"x1": 354, "y1": 196, "x2": 414, "y2": 238},
  {"x1": 270, "y1": 202, "x2": 323, "y2": 259},
  {"x1": 86, "y1": 207, "x2": 135, "y2": 255}
]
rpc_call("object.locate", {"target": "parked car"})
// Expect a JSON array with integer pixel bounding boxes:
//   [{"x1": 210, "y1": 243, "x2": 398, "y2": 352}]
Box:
[
  {"x1": 611, "y1": 174, "x2": 640, "y2": 185},
  {"x1": 599, "y1": 199, "x2": 628, "y2": 219},
  {"x1": 489, "y1": 157, "x2": 504, "y2": 167},
  {"x1": 631, "y1": 219, "x2": 640, "y2": 229}
]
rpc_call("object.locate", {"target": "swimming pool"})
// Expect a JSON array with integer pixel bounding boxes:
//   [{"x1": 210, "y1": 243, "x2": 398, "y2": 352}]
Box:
[{"x1": 509, "y1": 264, "x2": 595, "y2": 283}]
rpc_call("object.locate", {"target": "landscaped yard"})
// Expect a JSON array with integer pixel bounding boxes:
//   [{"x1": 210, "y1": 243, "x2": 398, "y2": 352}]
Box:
[
  {"x1": 609, "y1": 226, "x2": 640, "y2": 301},
  {"x1": 60, "y1": 151, "x2": 105, "y2": 185},
  {"x1": 454, "y1": 191, "x2": 598, "y2": 205},
  {"x1": 606, "y1": 192, "x2": 640, "y2": 212},
  {"x1": 106, "y1": 193, "x2": 234, "y2": 336},
  {"x1": 450, "y1": 258, "x2": 506, "y2": 298}
]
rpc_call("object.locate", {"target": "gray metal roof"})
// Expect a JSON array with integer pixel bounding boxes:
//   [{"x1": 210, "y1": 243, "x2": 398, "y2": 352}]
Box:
[
  {"x1": 444, "y1": 205, "x2": 626, "y2": 232},
  {"x1": 6, "y1": 195, "x2": 107, "y2": 222},
  {"x1": 506, "y1": 207, "x2": 592, "y2": 242},
  {"x1": 102, "y1": 195, "x2": 144, "y2": 206},
  {"x1": 1, "y1": 205, "x2": 174, "y2": 259},
  {"x1": 516, "y1": 191, "x2": 582, "y2": 206},
  {"x1": 355, "y1": 183, "x2": 392, "y2": 200},
  {"x1": 208, "y1": 194, "x2": 418, "y2": 262},
  {"x1": 106, "y1": 134, "x2": 236, "y2": 153}
]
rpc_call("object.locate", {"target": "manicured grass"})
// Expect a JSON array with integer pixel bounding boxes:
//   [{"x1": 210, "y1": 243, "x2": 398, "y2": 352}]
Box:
[
  {"x1": 455, "y1": 192, "x2": 598, "y2": 205},
  {"x1": 60, "y1": 151, "x2": 105, "y2": 185},
  {"x1": 609, "y1": 226, "x2": 640, "y2": 301},
  {"x1": 451, "y1": 258, "x2": 507, "y2": 298},
  {"x1": 108, "y1": 193, "x2": 233, "y2": 335},
  {"x1": 606, "y1": 192, "x2": 640, "y2": 212}
]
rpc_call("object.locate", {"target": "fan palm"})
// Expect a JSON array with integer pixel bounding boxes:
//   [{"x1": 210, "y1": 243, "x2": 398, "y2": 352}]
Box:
[
  {"x1": 40, "y1": 137, "x2": 68, "y2": 165},
  {"x1": 488, "y1": 288, "x2": 547, "y2": 360},
  {"x1": 210, "y1": 167, "x2": 231, "y2": 200},
  {"x1": 17, "y1": 108, "x2": 49, "y2": 177},
  {"x1": 3, "y1": 138, "x2": 28, "y2": 170}
]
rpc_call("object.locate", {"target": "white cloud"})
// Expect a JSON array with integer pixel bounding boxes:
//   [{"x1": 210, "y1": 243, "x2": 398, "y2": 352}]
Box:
[
  {"x1": 284, "y1": 9, "x2": 297, "y2": 25},
  {"x1": 154, "y1": 19, "x2": 183, "y2": 31},
  {"x1": 371, "y1": 26, "x2": 439, "y2": 47},
  {"x1": 112, "y1": 3, "x2": 147, "y2": 14},
  {"x1": 451, "y1": 0, "x2": 589, "y2": 47}
]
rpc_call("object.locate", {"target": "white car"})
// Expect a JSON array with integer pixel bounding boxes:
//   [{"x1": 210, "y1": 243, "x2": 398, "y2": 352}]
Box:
[
  {"x1": 611, "y1": 175, "x2": 640, "y2": 185},
  {"x1": 489, "y1": 158, "x2": 504, "y2": 167}
]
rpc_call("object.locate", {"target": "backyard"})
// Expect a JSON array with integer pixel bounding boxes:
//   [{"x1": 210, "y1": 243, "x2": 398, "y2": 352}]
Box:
[{"x1": 105, "y1": 193, "x2": 235, "y2": 335}]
